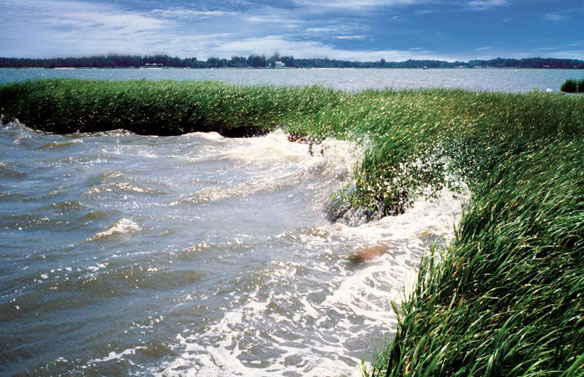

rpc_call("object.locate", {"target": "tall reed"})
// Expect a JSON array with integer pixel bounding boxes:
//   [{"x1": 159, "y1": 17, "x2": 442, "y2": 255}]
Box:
[{"x1": 560, "y1": 79, "x2": 584, "y2": 93}]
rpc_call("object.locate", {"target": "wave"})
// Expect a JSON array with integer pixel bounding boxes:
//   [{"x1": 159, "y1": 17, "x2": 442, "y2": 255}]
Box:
[
  {"x1": 87, "y1": 218, "x2": 142, "y2": 241},
  {"x1": 0, "y1": 164, "x2": 27, "y2": 179},
  {"x1": 154, "y1": 187, "x2": 468, "y2": 377},
  {"x1": 37, "y1": 139, "x2": 84, "y2": 150}
]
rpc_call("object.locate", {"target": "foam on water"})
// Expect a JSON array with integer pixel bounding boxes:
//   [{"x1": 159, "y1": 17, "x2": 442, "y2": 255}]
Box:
[
  {"x1": 155, "y1": 187, "x2": 468, "y2": 377},
  {"x1": 90, "y1": 346, "x2": 148, "y2": 363},
  {"x1": 1, "y1": 123, "x2": 468, "y2": 377},
  {"x1": 88, "y1": 218, "x2": 142, "y2": 241},
  {"x1": 169, "y1": 130, "x2": 364, "y2": 208},
  {"x1": 218, "y1": 130, "x2": 361, "y2": 173}
]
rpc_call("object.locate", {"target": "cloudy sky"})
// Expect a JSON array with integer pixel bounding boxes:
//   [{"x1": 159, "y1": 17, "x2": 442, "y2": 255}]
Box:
[{"x1": 1, "y1": 0, "x2": 582, "y2": 61}]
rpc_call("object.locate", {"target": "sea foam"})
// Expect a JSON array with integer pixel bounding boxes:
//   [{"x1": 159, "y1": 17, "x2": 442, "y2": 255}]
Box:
[{"x1": 88, "y1": 218, "x2": 142, "y2": 241}]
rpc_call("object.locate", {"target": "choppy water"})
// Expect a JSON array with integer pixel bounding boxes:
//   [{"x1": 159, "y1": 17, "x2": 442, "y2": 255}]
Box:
[
  {"x1": 0, "y1": 120, "x2": 467, "y2": 376},
  {"x1": 1, "y1": 67, "x2": 583, "y2": 92}
]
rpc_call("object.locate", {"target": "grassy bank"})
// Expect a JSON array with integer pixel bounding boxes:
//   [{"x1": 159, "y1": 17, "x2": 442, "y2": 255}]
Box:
[{"x1": 1, "y1": 79, "x2": 583, "y2": 375}]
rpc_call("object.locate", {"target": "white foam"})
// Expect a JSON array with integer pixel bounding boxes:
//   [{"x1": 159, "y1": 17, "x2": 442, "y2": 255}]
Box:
[
  {"x1": 178, "y1": 177, "x2": 293, "y2": 204},
  {"x1": 88, "y1": 218, "x2": 142, "y2": 241},
  {"x1": 90, "y1": 346, "x2": 147, "y2": 363},
  {"x1": 154, "y1": 186, "x2": 468, "y2": 377},
  {"x1": 224, "y1": 130, "x2": 314, "y2": 164},
  {"x1": 187, "y1": 131, "x2": 226, "y2": 142},
  {"x1": 170, "y1": 130, "x2": 363, "y2": 207},
  {"x1": 221, "y1": 130, "x2": 363, "y2": 175}
]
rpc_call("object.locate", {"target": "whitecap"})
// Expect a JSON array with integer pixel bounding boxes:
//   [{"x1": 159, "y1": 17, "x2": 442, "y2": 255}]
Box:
[{"x1": 88, "y1": 218, "x2": 142, "y2": 241}]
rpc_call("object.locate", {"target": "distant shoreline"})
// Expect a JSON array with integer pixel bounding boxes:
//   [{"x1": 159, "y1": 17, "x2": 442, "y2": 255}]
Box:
[
  {"x1": 2, "y1": 55, "x2": 583, "y2": 69},
  {"x1": 1, "y1": 66, "x2": 583, "y2": 70}
]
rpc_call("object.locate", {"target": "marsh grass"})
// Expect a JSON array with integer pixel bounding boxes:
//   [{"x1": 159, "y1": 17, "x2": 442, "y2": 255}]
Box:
[
  {"x1": 368, "y1": 140, "x2": 584, "y2": 376},
  {"x1": 1, "y1": 79, "x2": 583, "y2": 375},
  {"x1": 560, "y1": 79, "x2": 584, "y2": 93}
]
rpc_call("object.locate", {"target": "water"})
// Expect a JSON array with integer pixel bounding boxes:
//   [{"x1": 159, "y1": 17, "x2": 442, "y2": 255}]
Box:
[
  {"x1": 0, "y1": 121, "x2": 466, "y2": 376},
  {"x1": 1, "y1": 67, "x2": 582, "y2": 92}
]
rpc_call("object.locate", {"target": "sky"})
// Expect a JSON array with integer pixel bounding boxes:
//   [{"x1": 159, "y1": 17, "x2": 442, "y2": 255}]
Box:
[{"x1": 1, "y1": 0, "x2": 582, "y2": 61}]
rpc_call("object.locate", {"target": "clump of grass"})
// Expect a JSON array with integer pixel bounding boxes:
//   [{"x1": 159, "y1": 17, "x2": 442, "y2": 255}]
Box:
[
  {"x1": 560, "y1": 79, "x2": 584, "y2": 93},
  {"x1": 368, "y1": 139, "x2": 584, "y2": 376},
  {"x1": 1, "y1": 79, "x2": 584, "y2": 375},
  {"x1": 0, "y1": 79, "x2": 342, "y2": 136}
]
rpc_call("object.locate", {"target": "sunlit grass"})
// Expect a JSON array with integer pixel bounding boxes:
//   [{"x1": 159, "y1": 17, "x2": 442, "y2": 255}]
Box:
[
  {"x1": 366, "y1": 140, "x2": 584, "y2": 376},
  {"x1": 1, "y1": 79, "x2": 583, "y2": 376}
]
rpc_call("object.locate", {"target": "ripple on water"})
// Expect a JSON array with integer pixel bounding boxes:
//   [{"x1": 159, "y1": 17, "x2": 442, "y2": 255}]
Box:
[
  {"x1": 36, "y1": 139, "x2": 84, "y2": 150},
  {"x1": 0, "y1": 164, "x2": 28, "y2": 179}
]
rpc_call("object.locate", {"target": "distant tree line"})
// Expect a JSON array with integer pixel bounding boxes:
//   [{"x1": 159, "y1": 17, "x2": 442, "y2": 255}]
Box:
[{"x1": 1, "y1": 54, "x2": 583, "y2": 69}]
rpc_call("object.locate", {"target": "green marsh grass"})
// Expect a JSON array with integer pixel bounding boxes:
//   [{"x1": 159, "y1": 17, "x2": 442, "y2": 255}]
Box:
[
  {"x1": 560, "y1": 79, "x2": 584, "y2": 93},
  {"x1": 1, "y1": 79, "x2": 583, "y2": 375}
]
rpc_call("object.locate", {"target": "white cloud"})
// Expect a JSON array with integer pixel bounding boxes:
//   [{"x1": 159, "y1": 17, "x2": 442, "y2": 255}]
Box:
[
  {"x1": 205, "y1": 35, "x2": 445, "y2": 61},
  {"x1": 335, "y1": 35, "x2": 368, "y2": 40},
  {"x1": 543, "y1": 12, "x2": 566, "y2": 22},
  {"x1": 306, "y1": 26, "x2": 343, "y2": 33},
  {"x1": 8, "y1": 0, "x2": 168, "y2": 31},
  {"x1": 1, "y1": 3, "x2": 149, "y2": 56},
  {"x1": 542, "y1": 50, "x2": 584, "y2": 59},
  {"x1": 467, "y1": 0, "x2": 506, "y2": 11},
  {"x1": 543, "y1": 8, "x2": 584, "y2": 22},
  {"x1": 245, "y1": 15, "x2": 302, "y2": 28},
  {"x1": 0, "y1": 0, "x2": 454, "y2": 60},
  {"x1": 305, "y1": 23, "x2": 366, "y2": 35},
  {"x1": 530, "y1": 40, "x2": 584, "y2": 55},
  {"x1": 151, "y1": 9, "x2": 234, "y2": 19},
  {"x1": 475, "y1": 46, "x2": 492, "y2": 51},
  {"x1": 293, "y1": 0, "x2": 424, "y2": 11},
  {"x1": 0, "y1": 0, "x2": 236, "y2": 57},
  {"x1": 5, "y1": 0, "x2": 576, "y2": 62}
]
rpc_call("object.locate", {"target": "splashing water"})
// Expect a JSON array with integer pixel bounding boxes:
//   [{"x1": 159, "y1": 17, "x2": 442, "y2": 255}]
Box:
[{"x1": 0, "y1": 123, "x2": 467, "y2": 376}]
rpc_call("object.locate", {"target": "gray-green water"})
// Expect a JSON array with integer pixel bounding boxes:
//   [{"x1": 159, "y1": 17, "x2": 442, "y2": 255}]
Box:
[
  {"x1": 1, "y1": 68, "x2": 583, "y2": 92},
  {"x1": 0, "y1": 122, "x2": 465, "y2": 376}
]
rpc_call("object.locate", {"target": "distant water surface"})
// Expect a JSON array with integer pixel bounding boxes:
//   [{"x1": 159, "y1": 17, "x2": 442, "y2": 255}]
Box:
[{"x1": 1, "y1": 67, "x2": 582, "y2": 92}]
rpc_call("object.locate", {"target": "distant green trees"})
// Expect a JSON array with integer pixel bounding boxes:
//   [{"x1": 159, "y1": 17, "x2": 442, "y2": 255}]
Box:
[
  {"x1": 247, "y1": 55, "x2": 267, "y2": 67},
  {"x1": 0, "y1": 55, "x2": 583, "y2": 69}
]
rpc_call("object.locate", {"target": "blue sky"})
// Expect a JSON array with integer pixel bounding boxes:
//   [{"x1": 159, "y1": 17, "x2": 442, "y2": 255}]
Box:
[{"x1": 1, "y1": 0, "x2": 582, "y2": 61}]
